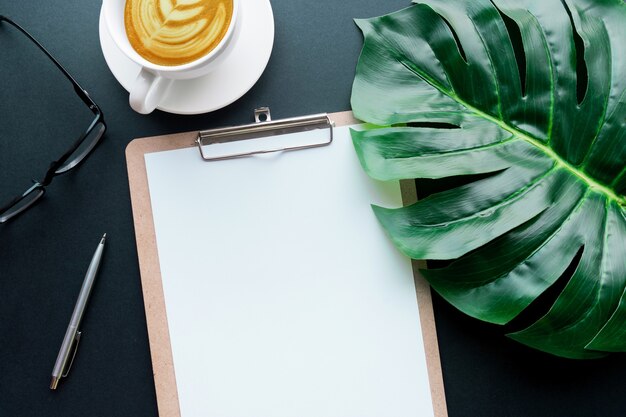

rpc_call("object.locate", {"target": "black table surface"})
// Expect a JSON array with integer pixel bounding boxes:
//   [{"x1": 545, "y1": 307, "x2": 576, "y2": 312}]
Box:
[{"x1": 1, "y1": 1, "x2": 624, "y2": 416}]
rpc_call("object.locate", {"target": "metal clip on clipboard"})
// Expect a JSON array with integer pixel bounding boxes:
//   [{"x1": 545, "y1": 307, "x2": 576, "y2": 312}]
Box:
[{"x1": 195, "y1": 107, "x2": 334, "y2": 161}]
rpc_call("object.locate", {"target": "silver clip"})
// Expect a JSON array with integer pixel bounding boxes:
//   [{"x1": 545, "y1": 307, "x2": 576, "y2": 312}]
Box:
[
  {"x1": 61, "y1": 331, "x2": 81, "y2": 378},
  {"x1": 195, "y1": 108, "x2": 333, "y2": 161}
]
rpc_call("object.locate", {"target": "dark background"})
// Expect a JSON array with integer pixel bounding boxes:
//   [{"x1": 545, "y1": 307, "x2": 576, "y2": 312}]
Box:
[{"x1": 1, "y1": 1, "x2": 624, "y2": 416}]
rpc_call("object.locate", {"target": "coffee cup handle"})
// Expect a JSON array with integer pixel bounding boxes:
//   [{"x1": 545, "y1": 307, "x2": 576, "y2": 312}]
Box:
[{"x1": 129, "y1": 69, "x2": 173, "y2": 114}]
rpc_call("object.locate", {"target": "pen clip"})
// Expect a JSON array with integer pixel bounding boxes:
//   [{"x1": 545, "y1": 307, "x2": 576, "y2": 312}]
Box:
[{"x1": 61, "y1": 330, "x2": 81, "y2": 378}]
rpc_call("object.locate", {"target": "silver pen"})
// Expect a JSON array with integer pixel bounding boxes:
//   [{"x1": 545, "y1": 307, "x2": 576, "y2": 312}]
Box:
[{"x1": 50, "y1": 233, "x2": 106, "y2": 390}]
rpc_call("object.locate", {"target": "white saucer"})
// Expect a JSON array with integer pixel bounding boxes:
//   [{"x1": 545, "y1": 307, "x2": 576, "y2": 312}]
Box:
[{"x1": 99, "y1": 0, "x2": 274, "y2": 115}]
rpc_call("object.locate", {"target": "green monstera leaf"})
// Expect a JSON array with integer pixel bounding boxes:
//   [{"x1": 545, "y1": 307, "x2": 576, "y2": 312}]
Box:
[{"x1": 350, "y1": 0, "x2": 626, "y2": 359}]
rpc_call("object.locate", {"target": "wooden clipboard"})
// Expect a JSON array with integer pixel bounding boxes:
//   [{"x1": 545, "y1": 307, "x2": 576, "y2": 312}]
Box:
[{"x1": 126, "y1": 110, "x2": 447, "y2": 417}]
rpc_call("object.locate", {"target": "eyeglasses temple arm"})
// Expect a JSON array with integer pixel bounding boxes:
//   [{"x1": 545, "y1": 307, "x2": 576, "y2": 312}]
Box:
[{"x1": 0, "y1": 15, "x2": 100, "y2": 113}]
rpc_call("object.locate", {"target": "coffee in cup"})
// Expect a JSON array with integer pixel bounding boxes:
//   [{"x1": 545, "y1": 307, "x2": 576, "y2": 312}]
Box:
[
  {"x1": 124, "y1": 0, "x2": 234, "y2": 66},
  {"x1": 103, "y1": 0, "x2": 239, "y2": 114}
]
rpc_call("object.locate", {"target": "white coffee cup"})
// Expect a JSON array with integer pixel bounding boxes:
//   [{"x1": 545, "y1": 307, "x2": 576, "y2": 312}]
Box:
[{"x1": 102, "y1": 0, "x2": 240, "y2": 114}]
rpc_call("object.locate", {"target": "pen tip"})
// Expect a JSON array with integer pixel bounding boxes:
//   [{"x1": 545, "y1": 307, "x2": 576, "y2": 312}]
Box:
[{"x1": 50, "y1": 377, "x2": 60, "y2": 390}]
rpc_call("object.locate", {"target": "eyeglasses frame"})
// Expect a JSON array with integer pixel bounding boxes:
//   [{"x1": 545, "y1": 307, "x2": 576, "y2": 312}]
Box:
[{"x1": 0, "y1": 15, "x2": 107, "y2": 223}]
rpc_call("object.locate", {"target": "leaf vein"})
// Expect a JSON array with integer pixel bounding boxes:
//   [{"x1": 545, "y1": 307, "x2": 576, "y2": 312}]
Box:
[
  {"x1": 466, "y1": 13, "x2": 504, "y2": 119},
  {"x1": 439, "y1": 184, "x2": 588, "y2": 288},
  {"x1": 580, "y1": 89, "x2": 624, "y2": 170},
  {"x1": 528, "y1": 11, "x2": 556, "y2": 143},
  {"x1": 383, "y1": 133, "x2": 517, "y2": 160},
  {"x1": 550, "y1": 197, "x2": 609, "y2": 336},
  {"x1": 419, "y1": 164, "x2": 557, "y2": 228}
]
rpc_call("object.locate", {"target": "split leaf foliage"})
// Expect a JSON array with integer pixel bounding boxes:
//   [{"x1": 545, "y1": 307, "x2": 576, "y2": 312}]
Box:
[{"x1": 351, "y1": 0, "x2": 626, "y2": 358}]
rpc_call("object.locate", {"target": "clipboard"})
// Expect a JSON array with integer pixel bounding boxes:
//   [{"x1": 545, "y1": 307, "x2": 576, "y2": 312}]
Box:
[{"x1": 126, "y1": 109, "x2": 447, "y2": 417}]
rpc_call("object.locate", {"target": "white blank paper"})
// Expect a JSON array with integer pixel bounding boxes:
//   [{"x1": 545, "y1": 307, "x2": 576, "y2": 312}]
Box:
[{"x1": 144, "y1": 125, "x2": 435, "y2": 417}]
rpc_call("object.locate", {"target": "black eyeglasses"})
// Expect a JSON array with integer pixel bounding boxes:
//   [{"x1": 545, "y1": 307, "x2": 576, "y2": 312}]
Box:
[{"x1": 0, "y1": 15, "x2": 106, "y2": 223}]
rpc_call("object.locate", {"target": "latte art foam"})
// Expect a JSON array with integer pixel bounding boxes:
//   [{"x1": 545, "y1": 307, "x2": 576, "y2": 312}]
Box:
[{"x1": 124, "y1": 0, "x2": 234, "y2": 66}]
